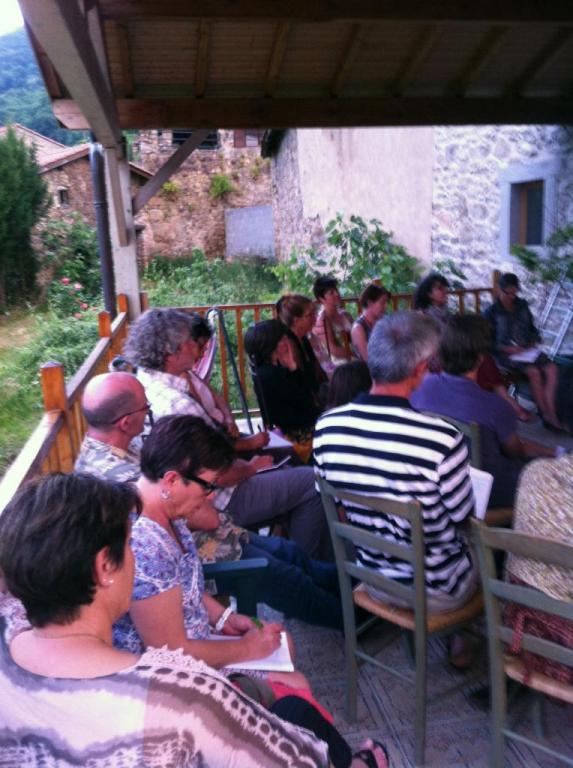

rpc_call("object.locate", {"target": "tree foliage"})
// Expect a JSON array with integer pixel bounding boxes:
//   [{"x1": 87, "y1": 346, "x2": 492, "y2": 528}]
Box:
[
  {"x1": 512, "y1": 224, "x2": 573, "y2": 285},
  {"x1": 0, "y1": 127, "x2": 50, "y2": 307}
]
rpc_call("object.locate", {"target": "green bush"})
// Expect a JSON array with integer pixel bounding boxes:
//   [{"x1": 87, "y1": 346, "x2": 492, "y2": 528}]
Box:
[
  {"x1": 512, "y1": 223, "x2": 573, "y2": 284},
  {"x1": 209, "y1": 173, "x2": 238, "y2": 199},
  {"x1": 38, "y1": 216, "x2": 103, "y2": 317},
  {"x1": 323, "y1": 213, "x2": 422, "y2": 294}
]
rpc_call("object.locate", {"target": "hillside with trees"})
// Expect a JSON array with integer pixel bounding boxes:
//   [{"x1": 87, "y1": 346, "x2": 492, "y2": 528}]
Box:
[{"x1": 0, "y1": 27, "x2": 84, "y2": 145}]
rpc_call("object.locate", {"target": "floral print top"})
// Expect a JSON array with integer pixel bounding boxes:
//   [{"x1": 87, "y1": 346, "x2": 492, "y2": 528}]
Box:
[{"x1": 113, "y1": 516, "x2": 209, "y2": 653}]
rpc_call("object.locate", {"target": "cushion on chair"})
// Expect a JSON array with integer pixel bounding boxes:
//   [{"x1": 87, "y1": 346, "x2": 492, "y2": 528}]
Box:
[
  {"x1": 504, "y1": 655, "x2": 573, "y2": 704},
  {"x1": 353, "y1": 582, "x2": 484, "y2": 633}
]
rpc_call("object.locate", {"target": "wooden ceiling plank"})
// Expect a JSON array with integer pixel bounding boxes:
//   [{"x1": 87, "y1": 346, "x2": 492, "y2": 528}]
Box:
[
  {"x1": 53, "y1": 95, "x2": 573, "y2": 129},
  {"x1": 505, "y1": 27, "x2": 573, "y2": 96},
  {"x1": 110, "y1": 22, "x2": 135, "y2": 97},
  {"x1": 19, "y1": 0, "x2": 122, "y2": 148},
  {"x1": 264, "y1": 21, "x2": 290, "y2": 97},
  {"x1": 132, "y1": 129, "x2": 209, "y2": 214},
  {"x1": 447, "y1": 25, "x2": 508, "y2": 95},
  {"x1": 98, "y1": 0, "x2": 573, "y2": 23},
  {"x1": 85, "y1": 0, "x2": 114, "y2": 93},
  {"x1": 195, "y1": 21, "x2": 210, "y2": 97},
  {"x1": 330, "y1": 23, "x2": 363, "y2": 97},
  {"x1": 391, "y1": 24, "x2": 441, "y2": 96}
]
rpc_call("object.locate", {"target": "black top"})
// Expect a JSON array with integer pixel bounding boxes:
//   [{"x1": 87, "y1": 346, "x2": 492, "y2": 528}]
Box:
[{"x1": 253, "y1": 362, "x2": 319, "y2": 433}]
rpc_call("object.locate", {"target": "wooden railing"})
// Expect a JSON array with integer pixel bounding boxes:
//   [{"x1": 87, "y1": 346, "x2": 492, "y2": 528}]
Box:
[
  {"x1": 0, "y1": 295, "x2": 131, "y2": 514},
  {"x1": 0, "y1": 284, "x2": 493, "y2": 512}
]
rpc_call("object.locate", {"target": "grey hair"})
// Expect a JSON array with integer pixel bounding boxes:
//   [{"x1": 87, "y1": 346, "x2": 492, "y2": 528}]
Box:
[
  {"x1": 123, "y1": 308, "x2": 194, "y2": 370},
  {"x1": 367, "y1": 311, "x2": 440, "y2": 384},
  {"x1": 83, "y1": 389, "x2": 139, "y2": 429}
]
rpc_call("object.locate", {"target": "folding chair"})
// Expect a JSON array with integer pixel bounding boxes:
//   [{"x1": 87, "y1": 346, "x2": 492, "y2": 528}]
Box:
[
  {"x1": 318, "y1": 476, "x2": 484, "y2": 766},
  {"x1": 472, "y1": 521, "x2": 573, "y2": 767}
]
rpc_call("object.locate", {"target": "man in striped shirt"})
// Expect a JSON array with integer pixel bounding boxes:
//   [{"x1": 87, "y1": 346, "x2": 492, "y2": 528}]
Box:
[{"x1": 314, "y1": 311, "x2": 478, "y2": 613}]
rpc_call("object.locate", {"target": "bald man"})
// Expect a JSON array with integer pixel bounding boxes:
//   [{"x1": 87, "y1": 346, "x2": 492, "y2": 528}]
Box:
[{"x1": 74, "y1": 372, "x2": 150, "y2": 483}]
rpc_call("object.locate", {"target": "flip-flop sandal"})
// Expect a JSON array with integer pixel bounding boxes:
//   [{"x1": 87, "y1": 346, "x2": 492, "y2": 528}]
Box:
[{"x1": 354, "y1": 740, "x2": 390, "y2": 768}]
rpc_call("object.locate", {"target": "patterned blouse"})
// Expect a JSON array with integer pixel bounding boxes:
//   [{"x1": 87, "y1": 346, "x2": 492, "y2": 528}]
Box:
[
  {"x1": 114, "y1": 516, "x2": 209, "y2": 653},
  {"x1": 0, "y1": 595, "x2": 328, "y2": 767}
]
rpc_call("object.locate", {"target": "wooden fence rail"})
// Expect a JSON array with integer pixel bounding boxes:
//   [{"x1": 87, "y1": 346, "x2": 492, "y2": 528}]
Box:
[{"x1": 0, "y1": 285, "x2": 493, "y2": 514}]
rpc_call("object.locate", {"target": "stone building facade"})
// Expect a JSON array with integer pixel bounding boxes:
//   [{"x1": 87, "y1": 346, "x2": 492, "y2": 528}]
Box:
[{"x1": 132, "y1": 129, "x2": 272, "y2": 262}]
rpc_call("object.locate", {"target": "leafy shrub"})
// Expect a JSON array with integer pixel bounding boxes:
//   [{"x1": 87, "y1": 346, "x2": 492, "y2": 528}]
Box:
[
  {"x1": 269, "y1": 249, "x2": 320, "y2": 295},
  {"x1": 323, "y1": 213, "x2": 422, "y2": 294},
  {"x1": 209, "y1": 173, "x2": 238, "y2": 199},
  {"x1": 38, "y1": 216, "x2": 102, "y2": 317},
  {"x1": 512, "y1": 223, "x2": 573, "y2": 284},
  {"x1": 161, "y1": 180, "x2": 181, "y2": 199}
]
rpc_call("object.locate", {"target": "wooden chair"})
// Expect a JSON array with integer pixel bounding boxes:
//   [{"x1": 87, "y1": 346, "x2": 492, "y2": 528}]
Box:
[
  {"x1": 472, "y1": 521, "x2": 573, "y2": 767},
  {"x1": 318, "y1": 477, "x2": 484, "y2": 766},
  {"x1": 203, "y1": 557, "x2": 268, "y2": 616}
]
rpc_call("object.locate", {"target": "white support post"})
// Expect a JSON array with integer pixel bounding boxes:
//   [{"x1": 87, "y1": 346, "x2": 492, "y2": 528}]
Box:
[{"x1": 104, "y1": 147, "x2": 141, "y2": 319}]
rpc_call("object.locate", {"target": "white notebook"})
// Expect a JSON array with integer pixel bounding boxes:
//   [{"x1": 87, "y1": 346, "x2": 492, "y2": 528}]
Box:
[
  {"x1": 209, "y1": 630, "x2": 294, "y2": 672},
  {"x1": 470, "y1": 467, "x2": 494, "y2": 520}
]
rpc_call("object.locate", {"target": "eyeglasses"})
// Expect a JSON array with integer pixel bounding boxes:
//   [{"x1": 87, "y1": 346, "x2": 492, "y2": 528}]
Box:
[
  {"x1": 184, "y1": 473, "x2": 221, "y2": 495},
  {"x1": 501, "y1": 288, "x2": 518, "y2": 298},
  {"x1": 114, "y1": 401, "x2": 151, "y2": 422}
]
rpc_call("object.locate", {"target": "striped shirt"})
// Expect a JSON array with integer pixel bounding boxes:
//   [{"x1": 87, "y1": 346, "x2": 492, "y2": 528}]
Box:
[{"x1": 314, "y1": 393, "x2": 475, "y2": 596}]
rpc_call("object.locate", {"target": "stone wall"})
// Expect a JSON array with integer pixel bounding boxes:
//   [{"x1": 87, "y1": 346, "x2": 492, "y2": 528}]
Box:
[
  {"x1": 43, "y1": 158, "x2": 98, "y2": 227},
  {"x1": 132, "y1": 130, "x2": 272, "y2": 262},
  {"x1": 432, "y1": 125, "x2": 573, "y2": 351}
]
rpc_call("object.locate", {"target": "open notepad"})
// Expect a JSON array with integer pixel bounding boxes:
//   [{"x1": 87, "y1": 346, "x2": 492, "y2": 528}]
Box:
[
  {"x1": 211, "y1": 631, "x2": 294, "y2": 672},
  {"x1": 509, "y1": 346, "x2": 541, "y2": 364},
  {"x1": 469, "y1": 467, "x2": 494, "y2": 520}
]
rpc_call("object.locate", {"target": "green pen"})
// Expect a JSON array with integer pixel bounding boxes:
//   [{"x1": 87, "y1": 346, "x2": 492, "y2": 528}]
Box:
[{"x1": 251, "y1": 617, "x2": 263, "y2": 629}]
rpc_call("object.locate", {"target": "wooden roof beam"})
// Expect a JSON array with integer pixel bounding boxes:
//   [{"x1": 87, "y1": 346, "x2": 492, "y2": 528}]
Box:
[
  {"x1": 504, "y1": 27, "x2": 573, "y2": 96},
  {"x1": 195, "y1": 21, "x2": 210, "y2": 98},
  {"x1": 390, "y1": 24, "x2": 441, "y2": 96},
  {"x1": 264, "y1": 21, "x2": 290, "y2": 97},
  {"x1": 330, "y1": 23, "x2": 363, "y2": 97},
  {"x1": 132, "y1": 129, "x2": 210, "y2": 214},
  {"x1": 52, "y1": 95, "x2": 573, "y2": 129},
  {"x1": 447, "y1": 25, "x2": 508, "y2": 96},
  {"x1": 19, "y1": 0, "x2": 122, "y2": 149},
  {"x1": 25, "y1": 23, "x2": 63, "y2": 98},
  {"x1": 98, "y1": 0, "x2": 573, "y2": 24}
]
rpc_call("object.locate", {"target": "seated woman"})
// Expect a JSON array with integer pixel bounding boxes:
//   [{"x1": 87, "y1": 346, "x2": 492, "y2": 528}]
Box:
[
  {"x1": 415, "y1": 271, "x2": 533, "y2": 421},
  {"x1": 483, "y1": 272, "x2": 562, "y2": 430},
  {"x1": 311, "y1": 276, "x2": 355, "y2": 376},
  {"x1": 244, "y1": 319, "x2": 320, "y2": 443},
  {"x1": 326, "y1": 360, "x2": 372, "y2": 410},
  {"x1": 276, "y1": 293, "x2": 328, "y2": 406},
  {"x1": 505, "y1": 453, "x2": 573, "y2": 684},
  {"x1": 351, "y1": 283, "x2": 391, "y2": 361},
  {"x1": 0, "y1": 473, "x2": 339, "y2": 767},
  {"x1": 411, "y1": 314, "x2": 557, "y2": 507}
]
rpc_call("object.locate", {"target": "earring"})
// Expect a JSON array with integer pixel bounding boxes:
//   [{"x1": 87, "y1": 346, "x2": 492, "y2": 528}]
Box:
[{"x1": 160, "y1": 489, "x2": 171, "y2": 500}]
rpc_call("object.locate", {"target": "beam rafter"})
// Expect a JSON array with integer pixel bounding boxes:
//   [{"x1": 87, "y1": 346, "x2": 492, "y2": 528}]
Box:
[
  {"x1": 98, "y1": 0, "x2": 573, "y2": 24},
  {"x1": 504, "y1": 27, "x2": 573, "y2": 96},
  {"x1": 447, "y1": 25, "x2": 508, "y2": 96},
  {"x1": 264, "y1": 21, "x2": 290, "y2": 97},
  {"x1": 53, "y1": 95, "x2": 573, "y2": 130},
  {"x1": 195, "y1": 20, "x2": 210, "y2": 98},
  {"x1": 390, "y1": 24, "x2": 441, "y2": 96},
  {"x1": 19, "y1": 0, "x2": 122, "y2": 148},
  {"x1": 330, "y1": 23, "x2": 364, "y2": 97}
]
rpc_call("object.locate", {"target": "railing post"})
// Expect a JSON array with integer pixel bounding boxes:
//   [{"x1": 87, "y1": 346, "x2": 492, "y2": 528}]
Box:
[
  {"x1": 40, "y1": 361, "x2": 75, "y2": 472},
  {"x1": 98, "y1": 310, "x2": 112, "y2": 338},
  {"x1": 140, "y1": 291, "x2": 149, "y2": 312},
  {"x1": 117, "y1": 293, "x2": 129, "y2": 314}
]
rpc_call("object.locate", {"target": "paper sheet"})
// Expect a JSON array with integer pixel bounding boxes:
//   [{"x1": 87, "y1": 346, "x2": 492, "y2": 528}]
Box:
[
  {"x1": 211, "y1": 631, "x2": 294, "y2": 671},
  {"x1": 509, "y1": 346, "x2": 541, "y2": 363},
  {"x1": 264, "y1": 431, "x2": 294, "y2": 449},
  {"x1": 470, "y1": 467, "x2": 494, "y2": 520},
  {"x1": 256, "y1": 456, "x2": 291, "y2": 474}
]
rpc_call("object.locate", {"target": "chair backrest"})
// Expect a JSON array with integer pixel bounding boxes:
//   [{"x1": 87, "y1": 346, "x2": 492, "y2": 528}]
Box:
[
  {"x1": 424, "y1": 412, "x2": 482, "y2": 469},
  {"x1": 472, "y1": 521, "x2": 573, "y2": 677},
  {"x1": 248, "y1": 358, "x2": 274, "y2": 430},
  {"x1": 192, "y1": 308, "x2": 219, "y2": 381},
  {"x1": 317, "y1": 476, "x2": 427, "y2": 624}
]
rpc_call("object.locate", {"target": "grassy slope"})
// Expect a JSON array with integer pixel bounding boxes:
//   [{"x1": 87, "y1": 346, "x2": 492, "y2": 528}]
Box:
[{"x1": 0, "y1": 312, "x2": 43, "y2": 475}]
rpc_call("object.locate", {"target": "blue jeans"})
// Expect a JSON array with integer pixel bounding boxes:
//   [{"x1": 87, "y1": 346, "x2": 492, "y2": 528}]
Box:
[{"x1": 242, "y1": 533, "x2": 342, "y2": 630}]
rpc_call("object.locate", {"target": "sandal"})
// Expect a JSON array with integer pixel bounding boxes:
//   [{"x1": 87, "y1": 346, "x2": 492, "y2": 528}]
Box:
[
  {"x1": 448, "y1": 635, "x2": 474, "y2": 671},
  {"x1": 353, "y1": 739, "x2": 390, "y2": 768}
]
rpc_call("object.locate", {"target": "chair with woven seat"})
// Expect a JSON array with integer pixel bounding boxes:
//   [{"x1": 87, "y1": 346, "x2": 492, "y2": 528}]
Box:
[
  {"x1": 472, "y1": 521, "x2": 573, "y2": 767},
  {"x1": 318, "y1": 476, "x2": 484, "y2": 766}
]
